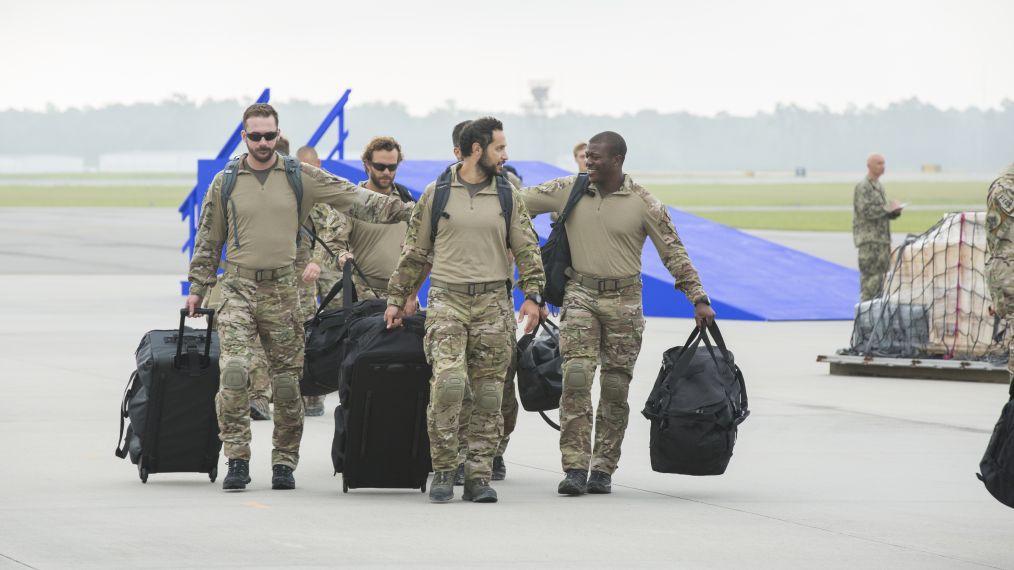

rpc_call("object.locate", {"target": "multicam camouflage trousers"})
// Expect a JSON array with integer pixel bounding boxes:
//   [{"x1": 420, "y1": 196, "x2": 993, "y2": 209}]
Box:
[
  {"x1": 457, "y1": 335, "x2": 518, "y2": 464},
  {"x1": 205, "y1": 281, "x2": 271, "y2": 403},
  {"x1": 559, "y1": 280, "x2": 645, "y2": 475},
  {"x1": 424, "y1": 286, "x2": 514, "y2": 480},
  {"x1": 858, "y1": 242, "x2": 891, "y2": 301},
  {"x1": 216, "y1": 273, "x2": 305, "y2": 469}
]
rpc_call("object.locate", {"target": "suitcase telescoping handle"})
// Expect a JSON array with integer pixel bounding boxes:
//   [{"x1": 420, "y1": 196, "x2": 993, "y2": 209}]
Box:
[{"x1": 178, "y1": 308, "x2": 215, "y2": 361}]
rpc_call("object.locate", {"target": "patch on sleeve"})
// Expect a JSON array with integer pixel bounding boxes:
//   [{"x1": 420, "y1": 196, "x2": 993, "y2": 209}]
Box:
[{"x1": 995, "y1": 183, "x2": 1014, "y2": 215}]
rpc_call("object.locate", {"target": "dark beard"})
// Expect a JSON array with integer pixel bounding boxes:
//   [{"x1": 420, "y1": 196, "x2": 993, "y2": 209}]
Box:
[
  {"x1": 369, "y1": 172, "x2": 393, "y2": 192},
  {"x1": 247, "y1": 143, "x2": 274, "y2": 162},
  {"x1": 478, "y1": 155, "x2": 499, "y2": 179}
]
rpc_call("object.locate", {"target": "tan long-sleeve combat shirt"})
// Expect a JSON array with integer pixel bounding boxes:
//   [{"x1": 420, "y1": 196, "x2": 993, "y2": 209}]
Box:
[
  {"x1": 386, "y1": 166, "x2": 545, "y2": 308},
  {"x1": 520, "y1": 174, "x2": 708, "y2": 304},
  {"x1": 187, "y1": 153, "x2": 412, "y2": 297}
]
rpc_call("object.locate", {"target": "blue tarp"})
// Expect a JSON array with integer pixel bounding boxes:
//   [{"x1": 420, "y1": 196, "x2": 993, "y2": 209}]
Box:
[{"x1": 185, "y1": 158, "x2": 859, "y2": 320}]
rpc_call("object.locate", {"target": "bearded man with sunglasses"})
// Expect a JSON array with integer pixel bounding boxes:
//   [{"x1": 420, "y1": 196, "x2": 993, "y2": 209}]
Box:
[
  {"x1": 185, "y1": 104, "x2": 413, "y2": 492},
  {"x1": 316, "y1": 137, "x2": 425, "y2": 312}
]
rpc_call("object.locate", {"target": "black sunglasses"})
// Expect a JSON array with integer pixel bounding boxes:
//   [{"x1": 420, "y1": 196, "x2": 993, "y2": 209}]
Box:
[
  {"x1": 370, "y1": 161, "x2": 398, "y2": 172},
  {"x1": 247, "y1": 131, "x2": 279, "y2": 142}
]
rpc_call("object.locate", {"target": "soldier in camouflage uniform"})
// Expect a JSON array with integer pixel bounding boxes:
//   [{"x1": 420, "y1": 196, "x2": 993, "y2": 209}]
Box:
[
  {"x1": 296, "y1": 146, "x2": 341, "y2": 296},
  {"x1": 318, "y1": 136, "x2": 424, "y2": 310},
  {"x1": 449, "y1": 125, "x2": 523, "y2": 485},
  {"x1": 185, "y1": 103, "x2": 413, "y2": 492},
  {"x1": 520, "y1": 131, "x2": 714, "y2": 496},
  {"x1": 385, "y1": 117, "x2": 545, "y2": 504},
  {"x1": 853, "y1": 154, "x2": 903, "y2": 301},
  {"x1": 986, "y1": 163, "x2": 1014, "y2": 380}
]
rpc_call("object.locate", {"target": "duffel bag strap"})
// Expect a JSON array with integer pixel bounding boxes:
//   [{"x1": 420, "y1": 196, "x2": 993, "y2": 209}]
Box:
[
  {"x1": 114, "y1": 372, "x2": 137, "y2": 459},
  {"x1": 539, "y1": 410, "x2": 561, "y2": 431}
]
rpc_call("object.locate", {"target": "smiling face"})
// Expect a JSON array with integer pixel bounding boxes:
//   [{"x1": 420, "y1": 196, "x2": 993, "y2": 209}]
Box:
[
  {"x1": 584, "y1": 141, "x2": 621, "y2": 184},
  {"x1": 242, "y1": 115, "x2": 279, "y2": 164}
]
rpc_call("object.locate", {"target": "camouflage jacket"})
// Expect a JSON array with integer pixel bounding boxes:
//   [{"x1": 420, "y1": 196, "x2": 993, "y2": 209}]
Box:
[
  {"x1": 187, "y1": 155, "x2": 412, "y2": 297},
  {"x1": 387, "y1": 169, "x2": 545, "y2": 308},
  {"x1": 986, "y1": 163, "x2": 1014, "y2": 315},
  {"x1": 852, "y1": 177, "x2": 892, "y2": 246},
  {"x1": 519, "y1": 174, "x2": 708, "y2": 304}
]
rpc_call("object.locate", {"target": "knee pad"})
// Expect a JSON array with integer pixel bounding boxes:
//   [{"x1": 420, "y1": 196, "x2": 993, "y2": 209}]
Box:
[
  {"x1": 271, "y1": 374, "x2": 299, "y2": 402},
  {"x1": 476, "y1": 383, "x2": 502, "y2": 412},
  {"x1": 436, "y1": 376, "x2": 466, "y2": 405},
  {"x1": 564, "y1": 360, "x2": 594, "y2": 390},
  {"x1": 221, "y1": 360, "x2": 249, "y2": 391},
  {"x1": 600, "y1": 372, "x2": 630, "y2": 403}
]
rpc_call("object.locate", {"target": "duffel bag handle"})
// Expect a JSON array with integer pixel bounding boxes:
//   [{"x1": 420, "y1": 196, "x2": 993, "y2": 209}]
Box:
[{"x1": 177, "y1": 308, "x2": 214, "y2": 360}]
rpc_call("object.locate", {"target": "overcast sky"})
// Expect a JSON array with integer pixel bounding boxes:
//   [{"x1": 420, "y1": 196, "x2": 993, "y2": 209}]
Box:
[{"x1": 5, "y1": 0, "x2": 1012, "y2": 116}]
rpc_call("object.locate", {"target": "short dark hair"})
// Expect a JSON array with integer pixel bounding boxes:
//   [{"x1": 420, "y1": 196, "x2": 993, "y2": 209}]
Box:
[
  {"x1": 361, "y1": 136, "x2": 404, "y2": 163},
  {"x1": 242, "y1": 103, "x2": 278, "y2": 129},
  {"x1": 452, "y1": 120, "x2": 471, "y2": 148},
  {"x1": 459, "y1": 116, "x2": 503, "y2": 158},
  {"x1": 589, "y1": 131, "x2": 627, "y2": 159}
]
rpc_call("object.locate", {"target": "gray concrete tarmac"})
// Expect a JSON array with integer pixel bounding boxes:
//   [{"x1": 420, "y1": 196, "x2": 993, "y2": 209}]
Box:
[{"x1": 1, "y1": 274, "x2": 1012, "y2": 569}]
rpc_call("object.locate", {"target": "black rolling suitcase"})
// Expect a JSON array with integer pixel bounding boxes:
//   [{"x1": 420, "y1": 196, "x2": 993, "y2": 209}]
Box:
[
  {"x1": 336, "y1": 313, "x2": 432, "y2": 493},
  {"x1": 115, "y1": 309, "x2": 222, "y2": 483}
]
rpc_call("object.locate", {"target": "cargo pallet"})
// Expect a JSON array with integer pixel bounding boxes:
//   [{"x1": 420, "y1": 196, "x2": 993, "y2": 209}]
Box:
[{"x1": 816, "y1": 353, "x2": 1007, "y2": 383}]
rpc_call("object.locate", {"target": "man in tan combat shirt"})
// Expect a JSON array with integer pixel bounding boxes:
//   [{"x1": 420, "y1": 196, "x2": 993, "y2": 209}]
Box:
[
  {"x1": 184, "y1": 103, "x2": 413, "y2": 492},
  {"x1": 520, "y1": 131, "x2": 714, "y2": 496}
]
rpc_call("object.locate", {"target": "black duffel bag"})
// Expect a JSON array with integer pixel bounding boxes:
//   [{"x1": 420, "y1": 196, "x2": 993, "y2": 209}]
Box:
[
  {"x1": 642, "y1": 322, "x2": 749, "y2": 476},
  {"x1": 977, "y1": 379, "x2": 1014, "y2": 508},
  {"x1": 517, "y1": 319, "x2": 563, "y2": 410},
  {"x1": 541, "y1": 174, "x2": 588, "y2": 307},
  {"x1": 516, "y1": 318, "x2": 565, "y2": 430},
  {"x1": 336, "y1": 312, "x2": 429, "y2": 404},
  {"x1": 301, "y1": 261, "x2": 387, "y2": 397}
]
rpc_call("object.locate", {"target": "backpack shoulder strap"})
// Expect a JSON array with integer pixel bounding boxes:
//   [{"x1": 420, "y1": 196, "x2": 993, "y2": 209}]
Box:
[
  {"x1": 282, "y1": 155, "x2": 305, "y2": 244},
  {"x1": 495, "y1": 173, "x2": 514, "y2": 247},
  {"x1": 219, "y1": 157, "x2": 242, "y2": 249},
  {"x1": 430, "y1": 167, "x2": 454, "y2": 243},
  {"x1": 557, "y1": 173, "x2": 589, "y2": 226},
  {"x1": 393, "y1": 182, "x2": 414, "y2": 203}
]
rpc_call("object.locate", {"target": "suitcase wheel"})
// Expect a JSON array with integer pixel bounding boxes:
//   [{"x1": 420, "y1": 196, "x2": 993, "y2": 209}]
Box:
[
  {"x1": 342, "y1": 479, "x2": 348, "y2": 494},
  {"x1": 139, "y1": 467, "x2": 149, "y2": 484},
  {"x1": 209, "y1": 466, "x2": 218, "y2": 483},
  {"x1": 420, "y1": 484, "x2": 426, "y2": 493}
]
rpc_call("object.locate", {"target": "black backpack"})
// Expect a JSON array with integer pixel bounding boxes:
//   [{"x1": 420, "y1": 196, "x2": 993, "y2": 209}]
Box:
[
  {"x1": 219, "y1": 154, "x2": 304, "y2": 248},
  {"x1": 516, "y1": 319, "x2": 564, "y2": 429},
  {"x1": 977, "y1": 379, "x2": 1014, "y2": 508},
  {"x1": 541, "y1": 174, "x2": 589, "y2": 307},
  {"x1": 642, "y1": 322, "x2": 750, "y2": 476},
  {"x1": 430, "y1": 166, "x2": 513, "y2": 246}
]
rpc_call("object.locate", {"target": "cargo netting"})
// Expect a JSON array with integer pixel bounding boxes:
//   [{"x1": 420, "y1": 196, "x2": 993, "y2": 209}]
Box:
[{"x1": 843, "y1": 212, "x2": 1007, "y2": 363}]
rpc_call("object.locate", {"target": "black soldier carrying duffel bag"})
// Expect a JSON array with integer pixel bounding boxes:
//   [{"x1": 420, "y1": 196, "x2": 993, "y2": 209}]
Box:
[
  {"x1": 977, "y1": 378, "x2": 1014, "y2": 508},
  {"x1": 301, "y1": 261, "x2": 387, "y2": 397},
  {"x1": 516, "y1": 319, "x2": 564, "y2": 430},
  {"x1": 115, "y1": 309, "x2": 222, "y2": 483},
  {"x1": 642, "y1": 322, "x2": 749, "y2": 476}
]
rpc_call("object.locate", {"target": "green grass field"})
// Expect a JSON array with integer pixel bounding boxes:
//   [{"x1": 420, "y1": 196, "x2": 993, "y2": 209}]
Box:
[
  {"x1": 0, "y1": 185, "x2": 188, "y2": 207},
  {"x1": 0, "y1": 176, "x2": 986, "y2": 233},
  {"x1": 647, "y1": 181, "x2": 983, "y2": 207}
]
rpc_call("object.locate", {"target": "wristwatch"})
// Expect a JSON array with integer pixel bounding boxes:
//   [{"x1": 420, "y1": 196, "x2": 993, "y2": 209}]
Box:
[
  {"x1": 526, "y1": 293, "x2": 546, "y2": 307},
  {"x1": 694, "y1": 295, "x2": 711, "y2": 306}
]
